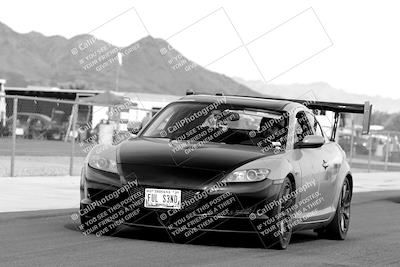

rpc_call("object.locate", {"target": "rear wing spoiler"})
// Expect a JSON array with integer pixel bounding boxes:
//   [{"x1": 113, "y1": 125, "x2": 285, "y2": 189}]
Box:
[
  {"x1": 306, "y1": 100, "x2": 372, "y2": 137},
  {"x1": 245, "y1": 96, "x2": 372, "y2": 140},
  {"x1": 185, "y1": 91, "x2": 373, "y2": 140}
]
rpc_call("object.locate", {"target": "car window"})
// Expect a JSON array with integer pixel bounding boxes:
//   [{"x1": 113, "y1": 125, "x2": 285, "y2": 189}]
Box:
[
  {"x1": 18, "y1": 115, "x2": 29, "y2": 124},
  {"x1": 294, "y1": 111, "x2": 314, "y2": 143},
  {"x1": 142, "y1": 102, "x2": 288, "y2": 148},
  {"x1": 144, "y1": 106, "x2": 174, "y2": 134},
  {"x1": 306, "y1": 111, "x2": 329, "y2": 142},
  {"x1": 315, "y1": 114, "x2": 333, "y2": 139},
  {"x1": 305, "y1": 111, "x2": 323, "y2": 137},
  {"x1": 314, "y1": 118, "x2": 325, "y2": 138},
  {"x1": 201, "y1": 109, "x2": 261, "y2": 130},
  {"x1": 30, "y1": 118, "x2": 43, "y2": 127}
]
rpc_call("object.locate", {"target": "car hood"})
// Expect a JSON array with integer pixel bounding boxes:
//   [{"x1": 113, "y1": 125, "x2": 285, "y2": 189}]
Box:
[{"x1": 117, "y1": 138, "x2": 275, "y2": 188}]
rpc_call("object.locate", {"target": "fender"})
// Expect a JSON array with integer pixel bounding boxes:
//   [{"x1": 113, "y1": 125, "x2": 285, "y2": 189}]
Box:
[
  {"x1": 236, "y1": 155, "x2": 298, "y2": 187},
  {"x1": 331, "y1": 158, "x2": 352, "y2": 212}
]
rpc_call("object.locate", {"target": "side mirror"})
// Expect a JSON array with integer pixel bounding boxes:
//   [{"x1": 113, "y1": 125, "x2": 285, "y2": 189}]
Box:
[
  {"x1": 127, "y1": 121, "x2": 142, "y2": 134},
  {"x1": 294, "y1": 135, "x2": 324, "y2": 149}
]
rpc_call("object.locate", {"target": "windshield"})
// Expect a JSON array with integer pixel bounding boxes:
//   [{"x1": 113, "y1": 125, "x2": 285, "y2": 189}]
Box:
[{"x1": 141, "y1": 102, "x2": 288, "y2": 150}]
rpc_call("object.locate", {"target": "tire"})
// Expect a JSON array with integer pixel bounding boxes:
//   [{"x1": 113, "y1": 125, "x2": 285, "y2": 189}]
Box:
[
  {"x1": 260, "y1": 177, "x2": 295, "y2": 250},
  {"x1": 79, "y1": 209, "x2": 90, "y2": 232},
  {"x1": 323, "y1": 177, "x2": 352, "y2": 240}
]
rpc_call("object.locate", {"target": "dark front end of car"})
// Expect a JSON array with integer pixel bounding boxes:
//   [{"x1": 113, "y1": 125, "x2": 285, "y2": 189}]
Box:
[
  {"x1": 79, "y1": 101, "x2": 288, "y2": 238},
  {"x1": 80, "y1": 162, "x2": 282, "y2": 236}
]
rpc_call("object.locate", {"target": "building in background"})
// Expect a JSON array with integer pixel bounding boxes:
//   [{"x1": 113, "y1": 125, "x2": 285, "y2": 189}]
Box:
[{"x1": 2, "y1": 84, "x2": 181, "y2": 141}]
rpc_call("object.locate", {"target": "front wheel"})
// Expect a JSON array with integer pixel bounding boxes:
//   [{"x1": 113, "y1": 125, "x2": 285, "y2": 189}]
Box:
[{"x1": 260, "y1": 177, "x2": 295, "y2": 250}]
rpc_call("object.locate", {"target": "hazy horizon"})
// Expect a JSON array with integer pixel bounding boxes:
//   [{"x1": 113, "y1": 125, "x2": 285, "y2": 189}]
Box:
[{"x1": 2, "y1": 0, "x2": 400, "y2": 99}]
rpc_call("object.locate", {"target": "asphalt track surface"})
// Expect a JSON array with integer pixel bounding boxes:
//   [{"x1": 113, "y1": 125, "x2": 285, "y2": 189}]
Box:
[{"x1": 1, "y1": 190, "x2": 400, "y2": 267}]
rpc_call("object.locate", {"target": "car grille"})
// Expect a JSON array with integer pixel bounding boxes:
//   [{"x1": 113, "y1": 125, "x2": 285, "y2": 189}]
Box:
[
  {"x1": 181, "y1": 190, "x2": 203, "y2": 211},
  {"x1": 127, "y1": 186, "x2": 203, "y2": 211},
  {"x1": 89, "y1": 186, "x2": 242, "y2": 215},
  {"x1": 87, "y1": 188, "x2": 130, "y2": 207}
]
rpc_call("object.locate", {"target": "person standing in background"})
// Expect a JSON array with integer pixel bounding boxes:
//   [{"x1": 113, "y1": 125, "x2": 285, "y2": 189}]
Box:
[
  {"x1": 141, "y1": 112, "x2": 152, "y2": 127},
  {"x1": 0, "y1": 79, "x2": 7, "y2": 131}
]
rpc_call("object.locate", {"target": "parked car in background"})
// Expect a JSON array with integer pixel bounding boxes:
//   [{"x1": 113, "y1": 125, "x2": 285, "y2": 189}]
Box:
[
  {"x1": 4, "y1": 112, "x2": 67, "y2": 140},
  {"x1": 339, "y1": 134, "x2": 376, "y2": 155}
]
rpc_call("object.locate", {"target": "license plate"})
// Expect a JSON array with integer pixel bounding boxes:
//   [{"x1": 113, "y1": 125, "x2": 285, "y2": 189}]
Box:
[
  {"x1": 15, "y1": 128, "x2": 24, "y2": 135},
  {"x1": 144, "y1": 188, "x2": 181, "y2": 209}
]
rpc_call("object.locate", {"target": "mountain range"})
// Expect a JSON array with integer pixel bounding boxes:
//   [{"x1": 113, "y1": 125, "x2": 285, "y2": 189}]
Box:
[
  {"x1": 0, "y1": 21, "x2": 258, "y2": 96},
  {"x1": 1, "y1": 21, "x2": 399, "y2": 112}
]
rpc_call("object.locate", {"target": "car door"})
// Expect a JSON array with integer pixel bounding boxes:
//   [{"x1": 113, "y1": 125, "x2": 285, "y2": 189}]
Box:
[
  {"x1": 288, "y1": 110, "x2": 322, "y2": 222},
  {"x1": 308, "y1": 112, "x2": 343, "y2": 218}
]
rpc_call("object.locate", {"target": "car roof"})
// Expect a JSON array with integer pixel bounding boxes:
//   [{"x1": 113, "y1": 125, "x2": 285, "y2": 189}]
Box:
[
  {"x1": 179, "y1": 95, "x2": 304, "y2": 112},
  {"x1": 12, "y1": 112, "x2": 51, "y2": 121}
]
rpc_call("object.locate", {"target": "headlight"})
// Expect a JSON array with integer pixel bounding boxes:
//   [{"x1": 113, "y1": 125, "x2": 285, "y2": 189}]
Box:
[
  {"x1": 88, "y1": 154, "x2": 118, "y2": 174},
  {"x1": 222, "y1": 168, "x2": 270, "y2": 183}
]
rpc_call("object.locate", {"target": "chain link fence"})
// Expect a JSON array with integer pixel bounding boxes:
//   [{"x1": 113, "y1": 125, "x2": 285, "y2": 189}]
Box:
[
  {"x1": 0, "y1": 94, "x2": 154, "y2": 177},
  {"x1": 1, "y1": 94, "x2": 399, "y2": 176},
  {"x1": 337, "y1": 114, "x2": 400, "y2": 172}
]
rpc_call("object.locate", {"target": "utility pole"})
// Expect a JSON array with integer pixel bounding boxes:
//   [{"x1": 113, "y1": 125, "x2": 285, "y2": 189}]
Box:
[
  {"x1": 115, "y1": 52, "x2": 123, "y2": 92},
  {"x1": 0, "y1": 79, "x2": 6, "y2": 128}
]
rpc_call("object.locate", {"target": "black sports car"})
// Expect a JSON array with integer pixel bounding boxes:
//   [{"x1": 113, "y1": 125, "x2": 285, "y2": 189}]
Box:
[{"x1": 79, "y1": 94, "x2": 372, "y2": 249}]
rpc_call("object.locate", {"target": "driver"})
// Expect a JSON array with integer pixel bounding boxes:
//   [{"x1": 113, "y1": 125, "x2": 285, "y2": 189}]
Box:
[
  {"x1": 259, "y1": 117, "x2": 285, "y2": 143},
  {"x1": 202, "y1": 110, "x2": 222, "y2": 128}
]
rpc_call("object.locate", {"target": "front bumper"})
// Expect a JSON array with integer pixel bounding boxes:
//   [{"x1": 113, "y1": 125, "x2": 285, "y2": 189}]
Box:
[{"x1": 80, "y1": 166, "x2": 282, "y2": 234}]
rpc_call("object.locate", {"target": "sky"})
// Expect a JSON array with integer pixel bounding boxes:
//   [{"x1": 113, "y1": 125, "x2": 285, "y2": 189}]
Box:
[{"x1": 1, "y1": 0, "x2": 400, "y2": 99}]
